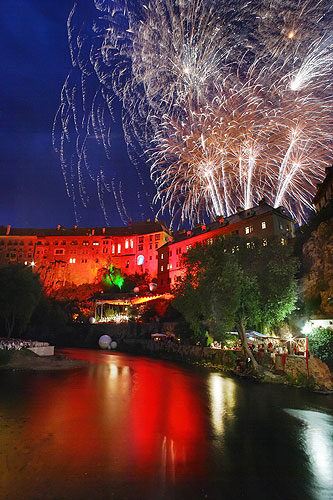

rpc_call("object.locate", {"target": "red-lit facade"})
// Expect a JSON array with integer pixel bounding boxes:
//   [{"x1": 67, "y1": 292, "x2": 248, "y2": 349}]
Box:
[
  {"x1": 157, "y1": 200, "x2": 295, "y2": 292},
  {"x1": 0, "y1": 220, "x2": 171, "y2": 288}
]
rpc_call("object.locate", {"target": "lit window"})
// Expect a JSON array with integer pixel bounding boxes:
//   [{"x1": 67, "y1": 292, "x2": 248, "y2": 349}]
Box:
[
  {"x1": 112, "y1": 245, "x2": 115, "y2": 254},
  {"x1": 167, "y1": 264, "x2": 169, "y2": 270},
  {"x1": 117, "y1": 244, "x2": 121, "y2": 254},
  {"x1": 69, "y1": 258, "x2": 76, "y2": 263},
  {"x1": 137, "y1": 255, "x2": 144, "y2": 266},
  {"x1": 93, "y1": 242, "x2": 99, "y2": 246},
  {"x1": 130, "y1": 239, "x2": 133, "y2": 248},
  {"x1": 247, "y1": 242, "x2": 251, "y2": 248},
  {"x1": 245, "y1": 226, "x2": 253, "y2": 234},
  {"x1": 281, "y1": 237, "x2": 286, "y2": 245},
  {"x1": 170, "y1": 264, "x2": 172, "y2": 270},
  {"x1": 161, "y1": 253, "x2": 164, "y2": 260},
  {"x1": 279, "y1": 223, "x2": 283, "y2": 230},
  {"x1": 263, "y1": 239, "x2": 267, "y2": 246},
  {"x1": 125, "y1": 240, "x2": 129, "y2": 249},
  {"x1": 161, "y1": 265, "x2": 164, "y2": 272},
  {"x1": 261, "y1": 221, "x2": 266, "y2": 229}
]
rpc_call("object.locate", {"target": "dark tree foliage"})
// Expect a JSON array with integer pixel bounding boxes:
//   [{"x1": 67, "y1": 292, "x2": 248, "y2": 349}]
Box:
[
  {"x1": 173, "y1": 235, "x2": 299, "y2": 373},
  {"x1": 0, "y1": 265, "x2": 42, "y2": 338}
]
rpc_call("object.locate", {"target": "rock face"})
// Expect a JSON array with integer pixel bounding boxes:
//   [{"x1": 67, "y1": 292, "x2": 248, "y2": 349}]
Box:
[
  {"x1": 302, "y1": 218, "x2": 333, "y2": 315},
  {"x1": 282, "y1": 354, "x2": 332, "y2": 391}
]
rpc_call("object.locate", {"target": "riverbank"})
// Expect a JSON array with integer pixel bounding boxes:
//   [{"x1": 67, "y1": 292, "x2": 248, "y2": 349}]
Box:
[
  {"x1": 117, "y1": 338, "x2": 333, "y2": 392},
  {"x1": 0, "y1": 348, "x2": 89, "y2": 371}
]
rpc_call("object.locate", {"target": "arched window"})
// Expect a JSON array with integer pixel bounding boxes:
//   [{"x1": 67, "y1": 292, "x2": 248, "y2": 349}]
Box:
[{"x1": 137, "y1": 255, "x2": 144, "y2": 266}]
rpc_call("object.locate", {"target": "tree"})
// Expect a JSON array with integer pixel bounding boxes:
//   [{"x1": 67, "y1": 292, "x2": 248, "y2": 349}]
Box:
[
  {"x1": 0, "y1": 265, "x2": 42, "y2": 338},
  {"x1": 173, "y1": 236, "x2": 299, "y2": 375}
]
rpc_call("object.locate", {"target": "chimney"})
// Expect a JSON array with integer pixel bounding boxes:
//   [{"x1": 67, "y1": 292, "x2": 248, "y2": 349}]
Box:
[
  {"x1": 74, "y1": 225, "x2": 78, "y2": 230},
  {"x1": 92, "y1": 229, "x2": 95, "y2": 236},
  {"x1": 6, "y1": 224, "x2": 11, "y2": 235},
  {"x1": 102, "y1": 227, "x2": 106, "y2": 234},
  {"x1": 57, "y1": 225, "x2": 61, "y2": 230}
]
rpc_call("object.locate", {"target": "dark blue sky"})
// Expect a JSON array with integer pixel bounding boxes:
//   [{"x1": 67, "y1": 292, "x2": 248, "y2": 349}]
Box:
[{"x1": 1, "y1": 0, "x2": 146, "y2": 229}]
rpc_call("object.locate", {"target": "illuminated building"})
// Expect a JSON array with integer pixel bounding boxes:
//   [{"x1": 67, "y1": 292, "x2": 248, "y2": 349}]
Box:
[
  {"x1": 0, "y1": 220, "x2": 171, "y2": 288},
  {"x1": 157, "y1": 200, "x2": 295, "y2": 292},
  {"x1": 0, "y1": 201, "x2": 295, "y2": 294}
]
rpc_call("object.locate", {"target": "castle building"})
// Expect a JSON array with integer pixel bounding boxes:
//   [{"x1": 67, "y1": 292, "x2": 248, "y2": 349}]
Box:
[
  {"x1": 0, "y1": 201, "x2": 295, "y2": 293},
  {"x1": 0, "y1": 220, "x2": 171, "y2": 289},
  {"x1": 157, "y1": 200, "x2": 295, "y2": 292}
]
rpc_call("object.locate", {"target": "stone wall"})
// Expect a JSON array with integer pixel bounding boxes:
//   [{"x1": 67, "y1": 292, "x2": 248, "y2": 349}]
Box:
[{"x1": 120, "y1": 339, "x2": 332, "y2": 391}]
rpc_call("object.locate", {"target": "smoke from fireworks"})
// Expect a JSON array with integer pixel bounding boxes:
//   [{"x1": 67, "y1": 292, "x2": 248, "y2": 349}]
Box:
[{"x1": 54, "y1": 0, "x2": 333, "y2": 226}]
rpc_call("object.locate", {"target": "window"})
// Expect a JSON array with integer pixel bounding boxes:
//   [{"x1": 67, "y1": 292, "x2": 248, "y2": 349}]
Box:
[
  {"x1": 82, "y1": 241, "x2": 89, "y2": 246},
  {"x1": 149, "y1": 256, "x2": 152, "y2": 261},
  {"x1": 54, "y1": 241, "x2": 59, "y2": 245},
  {"x1": 92, "y1": 242, "x2": 99, "y2": 246},
  {"x1": 155, "y1": 234, "x2": 160, "y2": 241},
  {"x1": 138, "y1": 244, "x2": 143, "y2": 251},
  {"x1": 263, "y1": 239, "x2": 267, "y2": 246},
  {"x1": 61, "y1": 241, "x2": 66, "y2": 246},
  {"x1": 103, "y1": 240, "x2": 109, "y2": 245},
  {"x1": 125, "y1": 240, "x2": 129, "y2": 249},
  {"x1": 149, "y1": 244, "x2": 152, "y2": 250},
  {"x1": 112, "y1": 245, "x2": 115, "y2": 254},
  {"x1": 117, "y1": 244, "x2": 121, "y2": 254},
  {"x1": 55, "y1": 249, "x2": 64, "y2": 255},
  {"x1": 137, "y1": 255, "x2": 144, "y2": 266},
  {"x1": 138, "y1": 236, "x2": 144, "y2": 243},
  {"x1": 149, "y1": 235, "x2": 153, "y2": 241},
  {"x1": 170, "y1": 263, "x2": 172, "y2": 270},
  {"x1": 245, "y1": 226, "x2": 253, "y2": 234},
  {"x1": 103, "y1": 247, "x2": 108, "y2": 253},
  {"x1": 281, "y1": 237, "x2": 286, "y2": 246},
  {"x1": 161, "y1": 253, "x2": 164, "y2": 260},
  {"x1": 130, "y1": 239, "x2": 133, "y2": 248},
  {"x1": 261, "y1": 221, "x2": 266, "y2": 230},
  {"x1": 247, "y1": 242, "x2": 251, "y2": 248},
  {"x1": 69, "y1": 258, "x2": 76, "y2": 263},
  {"x1": 155, "y1": 243, "x2": 158, "y2": 249},
  {"x1": 160, "y1": 265, "x2": 164, "y2": 272},
  {"x1": 169, "y1": 251, "x2": 172, "y2": 257},
  {"x1": 279, "y1": 223, "x2": 283, "y2": 230},
  {"x1": 126, "y1": 260, "x2": 129, "y2": 268},
  {"x1": 167, "y1": 264, "x2": 169, "y2": 270},
  {"x1": 71, "y1": 241, "x2": 78, "y2": 245}
]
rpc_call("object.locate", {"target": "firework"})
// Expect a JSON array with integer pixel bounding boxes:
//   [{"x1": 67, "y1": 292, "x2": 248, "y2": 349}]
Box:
[{"x1": 54, "y1": 0, "x2": 332, "y2": 226}]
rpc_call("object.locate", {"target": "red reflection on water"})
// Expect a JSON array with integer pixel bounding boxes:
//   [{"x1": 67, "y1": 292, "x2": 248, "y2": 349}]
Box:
[
  {"x1": 129, "y1": 359, "x2": 208, "y2": 480},
  {"x1": 21, "y1": 350, "x2": 208, "y2": 485}
]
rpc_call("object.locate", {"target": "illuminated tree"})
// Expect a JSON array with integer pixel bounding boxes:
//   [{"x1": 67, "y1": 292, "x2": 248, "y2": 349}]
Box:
[
  {"x1": 0, "y1": 265, "x2": 42, "y2": 338},
  {"x1": 173, "y1": 236, "x2": 298, "y2": 374}
]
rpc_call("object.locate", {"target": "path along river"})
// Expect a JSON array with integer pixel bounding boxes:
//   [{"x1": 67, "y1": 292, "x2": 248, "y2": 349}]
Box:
[{"x1": 0, "y1": 348, "x2": 332, "y2": 500}]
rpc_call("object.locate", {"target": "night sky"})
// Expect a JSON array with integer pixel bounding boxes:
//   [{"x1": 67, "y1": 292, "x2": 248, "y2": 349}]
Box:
[{"x1": 1, "y1": 0, "x2": 142, "y2": 229}]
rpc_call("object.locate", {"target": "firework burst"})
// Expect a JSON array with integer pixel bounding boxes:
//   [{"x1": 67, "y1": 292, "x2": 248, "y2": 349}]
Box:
[{"x1": 54, "y1": 0, "x2": 333, "y2": 226}]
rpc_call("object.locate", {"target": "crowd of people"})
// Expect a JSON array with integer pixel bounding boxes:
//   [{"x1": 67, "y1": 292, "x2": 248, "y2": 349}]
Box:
[{"x1": 0, "y1": 338, "x2": 49, "y2": 350}]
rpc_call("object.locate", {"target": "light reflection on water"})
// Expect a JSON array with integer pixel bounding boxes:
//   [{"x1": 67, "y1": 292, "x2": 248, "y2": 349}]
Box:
[
  {"x1": 285, "y1": 409, "x2": 333, "y2": 499},
  {"x1": 0, "y1": 348, "x2": 332, "y2": 500}
]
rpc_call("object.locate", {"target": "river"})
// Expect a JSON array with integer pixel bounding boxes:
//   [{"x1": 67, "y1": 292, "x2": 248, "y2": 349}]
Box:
[{"x1": 0, "y1": 348, "x2": 332, "y2": 500}]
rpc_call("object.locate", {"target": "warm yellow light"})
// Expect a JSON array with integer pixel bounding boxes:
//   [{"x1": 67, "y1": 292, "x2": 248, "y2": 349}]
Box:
[{"x1": 288, "y1": 31, "x2": 295, "y2": 39}]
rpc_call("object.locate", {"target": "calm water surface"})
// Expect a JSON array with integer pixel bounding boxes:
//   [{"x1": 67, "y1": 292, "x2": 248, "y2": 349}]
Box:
[{"x1": 0, "y1": 348, "x2": 332, "y2": 500}]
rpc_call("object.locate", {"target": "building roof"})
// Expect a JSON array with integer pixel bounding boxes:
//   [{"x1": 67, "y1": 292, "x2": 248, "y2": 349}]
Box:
[
  {"x1": 170, "y1": 200, "x2": 293, "y2": 244},
  {"x1": 0, "y1": 219, "x2": 171, "y2": 238}
]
